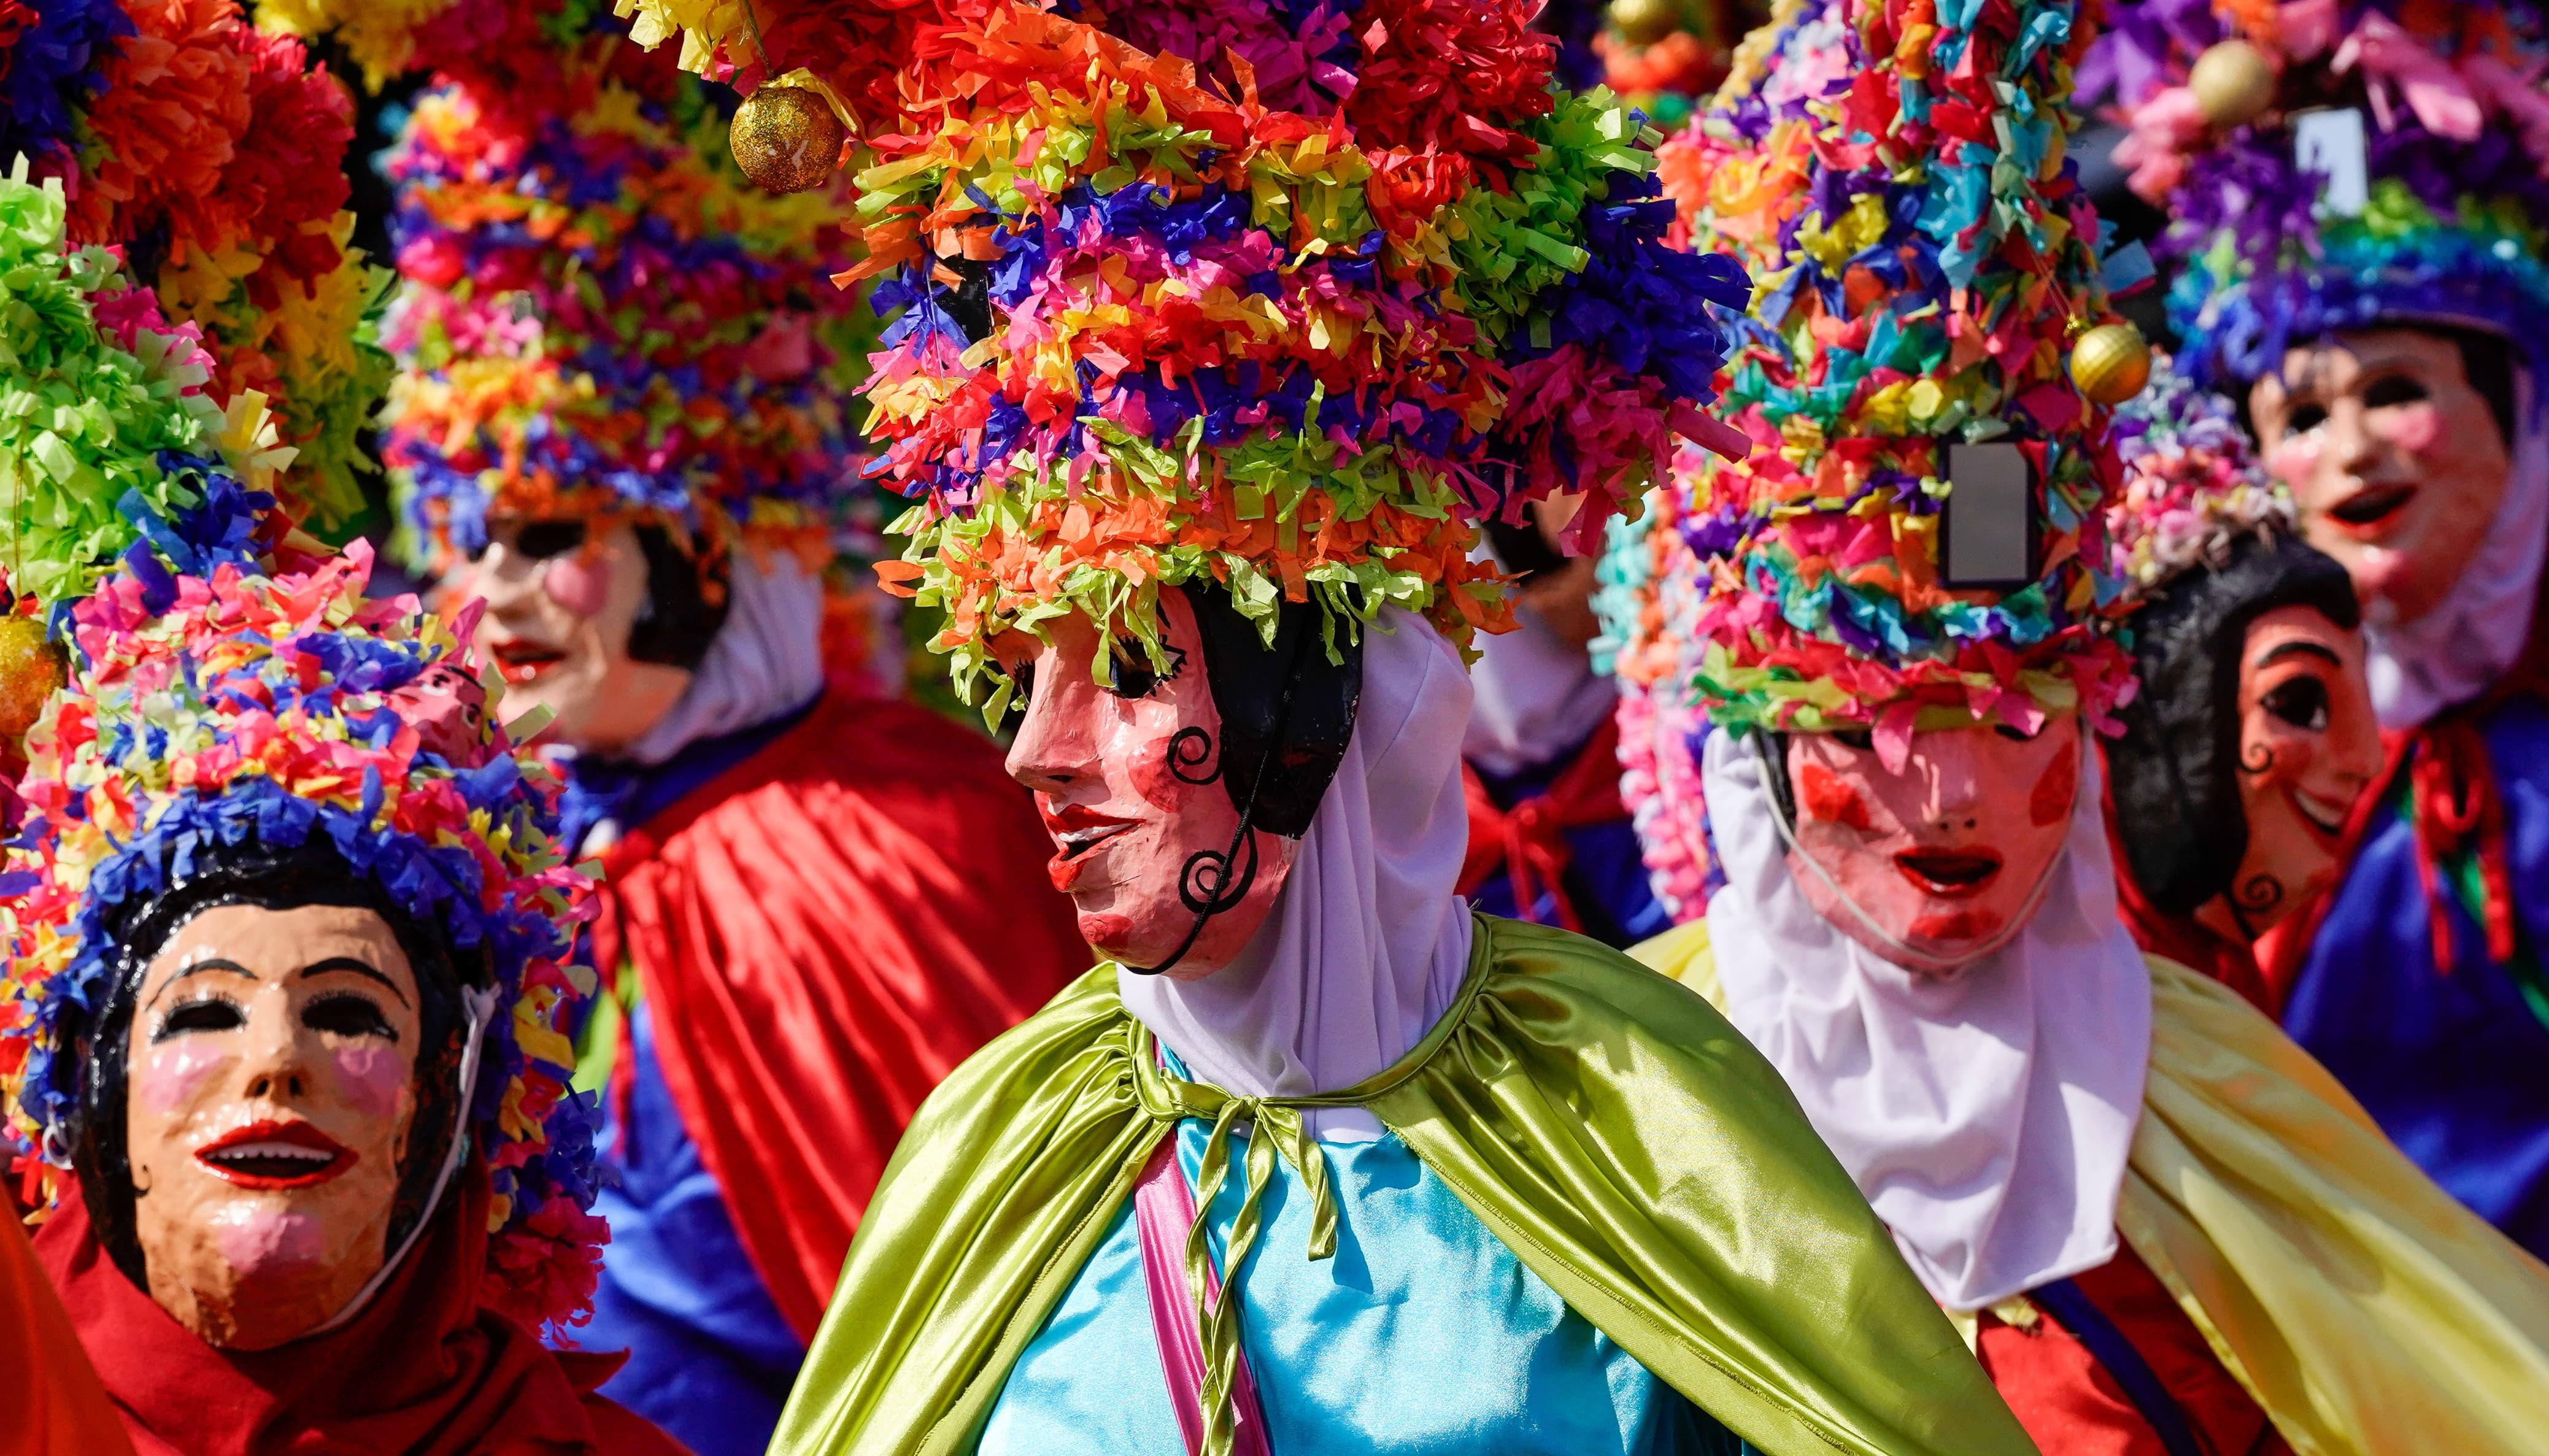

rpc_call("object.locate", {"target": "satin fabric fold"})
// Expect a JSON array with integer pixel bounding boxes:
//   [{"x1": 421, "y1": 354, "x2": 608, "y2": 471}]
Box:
[
  {"x1": 590, "y1": 691, "x2": 1089, "y2": 1338},
  {"x1": 1644, "y1": 923, "x2": 2549, "y2": 1456},
  {"x1": 771, "y1": 914, "x2": 2033, "y2": 1456}
]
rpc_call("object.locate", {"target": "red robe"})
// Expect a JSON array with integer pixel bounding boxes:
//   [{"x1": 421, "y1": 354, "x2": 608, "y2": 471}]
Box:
[
  {"x1": 1976, "y1": 1245, "x2": 2291, "y2": 1456},
  {"x1": 36, "y1": 1171, "x2": 681, "y2": 1456},
  {"x1": 588, "y1": 692, "x2": 1089, "y2": 1339}
]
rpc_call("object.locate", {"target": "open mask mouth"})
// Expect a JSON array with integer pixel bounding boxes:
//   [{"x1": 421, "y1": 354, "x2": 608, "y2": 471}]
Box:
[
  {"x1": 1892, "y1": 848, "x2": 2005, "y2": 898},
  {"x1": 488, "y1": 637, "x2": 566, "y2": 687},
  {"x1": 194, "y1": 1120, "x2": 355, "y2": 1190},
  {"x1": 2324, "y1": 482, "x2": 2416, "y2": 536},
  {"x1": 1039, "y1": 804, "x2": 1138, "y2": 862},
  {"x1": 2290, "y1": 787, "x2": 2350, "y2": 837}
]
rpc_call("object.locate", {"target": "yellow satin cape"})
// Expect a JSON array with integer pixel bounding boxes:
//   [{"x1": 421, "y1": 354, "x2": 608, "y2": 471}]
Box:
[
  {"x1": 1, "y1": 1212, "x2": 131, "y2": 1456},
  {"x1": 1637, "y1": 919, "x2": 2549, "y2": 1456},
  {"x1": 773, "y1": 914, "x2": 2033, "y2": 1456}
]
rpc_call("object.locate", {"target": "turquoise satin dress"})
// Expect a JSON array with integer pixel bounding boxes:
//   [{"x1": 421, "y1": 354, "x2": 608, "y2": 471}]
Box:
[{"x1": 982, "y1": 1107, "x2": 1752, "y2": 1455}]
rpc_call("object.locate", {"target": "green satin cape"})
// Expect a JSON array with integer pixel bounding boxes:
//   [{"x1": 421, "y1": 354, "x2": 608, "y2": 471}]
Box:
[{"x1": 770, "y1": 914, "x2": 2034, "y2": 1456}]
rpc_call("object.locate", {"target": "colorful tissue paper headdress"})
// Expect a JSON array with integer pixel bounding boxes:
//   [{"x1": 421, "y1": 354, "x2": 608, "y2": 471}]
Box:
[
  {"x1": 2105, "y1": 353, "x2": 2299, "y2": 601},
  {"x1": 357, "y1": 9, "x2": 873, "y2": 566},
  {"x1": 2086, "y1": 1, "x2": 2549, "y2": 393},
  {"x1": 617, "y1": 0, "x2": 1753, "y2": 707},
  {"x1": 0, "y1": 162, "x2": 298, "y2": 617},
  {"x1": 1643, "y1": 0, "x2": 2147, "y2": 763},
  {"x1": 1, "y1": 0, "x2": 390, "y2": 528},
  {"x1": 0, "y1": 536, "x2": 610, "y2": 1333}
]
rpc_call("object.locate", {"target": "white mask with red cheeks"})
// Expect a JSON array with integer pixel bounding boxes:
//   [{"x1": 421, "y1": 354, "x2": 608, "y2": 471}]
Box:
[
  {"x1": 121, "y1": 903, "x2": 425, "y2": 1350},
  {"x1": 1779, "y1": 717, "x2": 2083, "y2": 976},
  {"x1": 452, "y1": 517, "x2": 694, "y2": 753},
  {"x1": 2249, "y1": 328, "x2": 2516, "y2": 627},
  {"x1": 1003, "y1": 592, "x2": 1300, "y2": 979}
]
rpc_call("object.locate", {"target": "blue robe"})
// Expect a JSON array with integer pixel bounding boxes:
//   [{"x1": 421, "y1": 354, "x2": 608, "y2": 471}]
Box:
[
  {"x1": 2282, "y1": 696, "x2": 2549, "y2": 1258},
  {"x1": 984, "y1": 1082, "x2": 1751, "y2": 1454},
  {"x1": 566, "y1": 704, "x2": 818, "y2": 1456}
]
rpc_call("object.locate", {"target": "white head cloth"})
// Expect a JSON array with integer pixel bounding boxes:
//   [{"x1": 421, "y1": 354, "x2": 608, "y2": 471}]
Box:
[
  {"x1": 1700, "y1": 726, "x2": 2151, "y2": 1311},
  {"x1": 1119, "y1": 608, "x2": 1477, "y2": 1139},
  {"x1": 622, "y1": 545, "x2": 828, "y2": 766},
  {"x1": 2362, "y1": 374, "x2": 2547, "y2": 729},
  {"x1": 1461, "y1": 599, "x2": 1619, "y2": 778}
]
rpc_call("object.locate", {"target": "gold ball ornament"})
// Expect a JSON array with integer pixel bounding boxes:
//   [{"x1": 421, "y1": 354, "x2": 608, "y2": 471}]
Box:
[
  {"x1": 2071, "y1": 322, "x2": 2154, "y2": 407},
  {"x1": 728, "y1": 85, "x2": 846, "y2": 196},
  {"x1": 2189, "y1": 40, "x2": 2277, "y2": 130},
  {"x1": 1609, "y1": 0, "x2": 1683, "y2": 47},
  {"x1": 0, "y1": 615, "x2": 65, "y2": 742}
]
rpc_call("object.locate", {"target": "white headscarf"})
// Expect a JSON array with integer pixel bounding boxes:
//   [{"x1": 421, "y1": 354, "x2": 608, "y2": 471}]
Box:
[
  {"x1": 1119, "y1": 609, "x2": 1477, "y2": 1139},
  {"x1": 1700, "y1": 726, "x2": 2151, "y2": 1311},
  {"x1": 1461, "y1": 600, "x2": 1619, "y2": 778},
  {"x1": 2362, "y1": 381, "x2": 2548, "y2": 729},
  {"x1": 622, "y1": 545, "x2": 828, "y2": 765}
]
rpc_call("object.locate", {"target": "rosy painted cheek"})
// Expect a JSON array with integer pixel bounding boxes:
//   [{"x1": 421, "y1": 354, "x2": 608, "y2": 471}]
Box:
[
  {"x1": 330, "y1": 1044, "x2": 407, "y2": 1122},
  {"x1": 542, "y1": 554, "x2": 611, "y2": 618},
  {"x1": 2027, "y1": 749, "x2": 2077, "y2": 828},
  {"x1": 2264, "y1": 436, "x2": 2319, "y2": 489},
  {"x1": 1129, "y1": 731, "x2": 1206, "y2": 812},
  {"x1": 2378, "y1": 402, "x2": 2442, "y2": 454},
  {"x1": 134, "y1": 1042, "x2": 229, "y2": 1116},
  {"x1": 1797, "y1": 763, "x2": 1873, "y2": 831}
]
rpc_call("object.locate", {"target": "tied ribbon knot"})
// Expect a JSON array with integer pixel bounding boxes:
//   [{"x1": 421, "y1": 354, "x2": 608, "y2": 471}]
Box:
[
  {"x1": 1456, "y1": 715, "x2": 1630, "y2": 934},
  {"x1": 1130, "y1": 1034, "x2": 1346, "y2": 1456}
]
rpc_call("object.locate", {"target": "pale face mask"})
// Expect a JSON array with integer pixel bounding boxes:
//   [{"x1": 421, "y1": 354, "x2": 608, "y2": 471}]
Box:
[
  {"x1": 2250, "y1": 328, "x2": 2514, "y2": 626},
  {"x1": 1001, "y1": 593, "x2": 1301, "y2": 979},
  {"x1": 453, "y1": 517, "x2": 693, "y2": 751},
  {"x1": 2215, "y1": 603, "x2": 2381, "y2": 936},
  {"x1": 1777, "y1": 717, "x2": 2083, "y2": 974},
  {"x1": 121, "y1": 903, "x2": 422, "y2": 1350}
]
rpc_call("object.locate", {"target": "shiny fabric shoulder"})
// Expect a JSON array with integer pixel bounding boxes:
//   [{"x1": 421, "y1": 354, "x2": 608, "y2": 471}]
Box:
[
  {"x1": 773, "y1": 914, "x2": 2032, "y2": 1456},
  {"x1": 1637, "y1": 920, "x2": 2549, "y2": 1456}
]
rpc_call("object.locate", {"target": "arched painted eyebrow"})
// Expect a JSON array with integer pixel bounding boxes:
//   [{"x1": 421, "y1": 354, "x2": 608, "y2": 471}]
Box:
[
  {"x1": 144, "y1": 957, "x2": 255, "y2": 1014},
  {"x1": 2258, "y1": 641, "x2": 2344, "y2": 669},
  {"x1": 298, "y1": 957, "x2": 412, "y2": 1007}
]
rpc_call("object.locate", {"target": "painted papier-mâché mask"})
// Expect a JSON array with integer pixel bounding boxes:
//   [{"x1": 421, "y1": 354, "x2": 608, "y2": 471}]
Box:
[
  {"x1": 457, "y1": 516, "x2": 723, "y2": 754},
  {"x1": 2248, "y1": 327, "x2": 2517, "y2": 627},
  {"x1": 1003, "y1": 587, "x2": 1361, "y2": 979},
  {"x1": 2109, "y1": 533, "x2": 2383, "y2": 941},
  {"x1": 81, "y1": 842, "x2": 484, "y2": 1352},
  {"x1": 1775, "y1": 719, "x2": 2084, "y2": 975}
]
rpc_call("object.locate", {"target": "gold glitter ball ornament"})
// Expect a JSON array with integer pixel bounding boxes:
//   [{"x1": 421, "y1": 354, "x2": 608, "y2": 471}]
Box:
[
  {"x1": 2189, "y1": 40, "x2": 2277, "y2": 131},
  {"x1": 728, "y1": 85, "x2": 845, "y2": 195},
  {"x1": 2071, "y1": 322, "x2": 2154, "y2": 407},
  {"x1": 1610, "y1": 0, "x2": 1683, "y2": 47},
  {"x1": 0, "y1": 614, "x2": 65, "y2": 741}
]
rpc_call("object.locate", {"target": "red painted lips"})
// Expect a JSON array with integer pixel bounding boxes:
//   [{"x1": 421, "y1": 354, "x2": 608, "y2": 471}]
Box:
[
  {"x1": 488, "y1": 637, "x2": 565, "y2": 686},
  {"x1": 1039, "y1": 801, "x2": 1141, "y2": 892},
  {"x1": 1892, "y1": 848, "x2": 2004, "y2": 898},
  {"x1": 193, "y1": 1119, "x2": 354, "y2": 1190}
]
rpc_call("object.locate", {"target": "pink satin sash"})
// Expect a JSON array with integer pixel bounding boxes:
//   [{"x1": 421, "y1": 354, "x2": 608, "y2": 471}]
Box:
[{"x1": 1133, "y1": 1139, "x2": 1273, "y2": 1456}]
